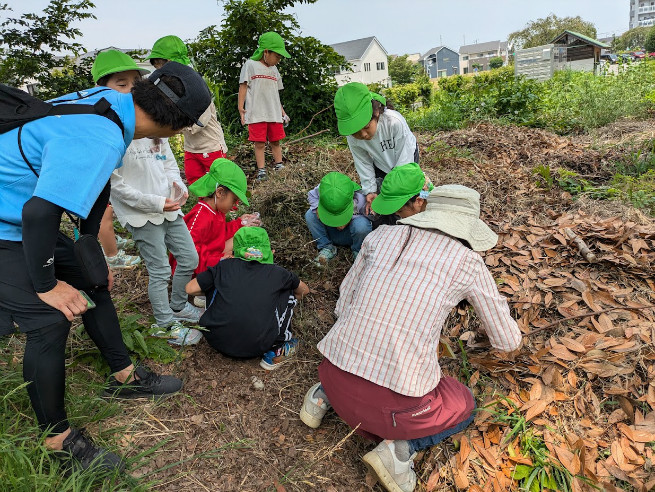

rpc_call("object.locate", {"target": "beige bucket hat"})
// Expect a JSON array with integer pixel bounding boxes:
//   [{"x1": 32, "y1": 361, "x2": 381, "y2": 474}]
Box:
[{"x1": 397, "y1": 184, "x2": 498, "y2": 251}]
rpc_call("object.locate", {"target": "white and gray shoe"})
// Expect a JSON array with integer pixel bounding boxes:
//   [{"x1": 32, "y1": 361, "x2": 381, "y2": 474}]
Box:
[
  {"x1": 299, "y1": 382, "x2": 331, "y2": 428},
  {"x1": 172, "y1": 301, "x2": 204, "y2": 324},
  {"x1": 362, "y1": 440, "x2": 417, "y2": 492}
]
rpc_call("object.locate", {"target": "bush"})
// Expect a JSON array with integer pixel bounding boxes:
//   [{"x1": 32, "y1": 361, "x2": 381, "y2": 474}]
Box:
[{"x1": 489, "y1": 56, "x2": 504, "y2": 69}]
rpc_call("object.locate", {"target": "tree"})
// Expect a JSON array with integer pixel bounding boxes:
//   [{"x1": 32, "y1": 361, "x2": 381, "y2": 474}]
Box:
[
  {"x1": 508, "y1": 14, "x2": 596, "y2": 50},
  {"x1": 615, "y1": 26, "x2": 651, "y2": 51},
  {"x1": 646, "y1": 26, "x2": 655, "y2": 53},
  {"x1": 489, "y1": 56, "x2": 504, "y2": 69},
  {"x1": 388, "y1": 54, "x2": 423, "y2": 85},
  {"x1": 188, "y1": 0, "x2": 346, "y2": 135},
  {"x1": 0, "y1": 0, "x2": 96, "y2": 96}
]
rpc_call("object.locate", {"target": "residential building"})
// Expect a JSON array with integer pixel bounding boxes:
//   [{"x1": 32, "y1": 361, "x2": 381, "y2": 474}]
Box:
[
  {"x1": 515, "y1": 31, "x2": 610, "y2": 81},
  {"x1": 330, "y1": 36, "x2": 391, "y2": 87},
  {"x1": 629, "y1": 0, "x2": 655, "y2": 29},
  {"x1": 78, "y1": 47, "x2": 153, "y2": 74},
  {"x1": 458, "y1": 40, "x2": 508, "y2": 74},
  {"x1": 418, "y1": 46, "x2": 460, "y2": 78}
]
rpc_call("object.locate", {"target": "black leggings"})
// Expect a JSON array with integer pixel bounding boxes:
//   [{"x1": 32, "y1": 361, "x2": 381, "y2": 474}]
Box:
[{"x1": 16, "y1": 240, "x2": 133, "y2": 436}]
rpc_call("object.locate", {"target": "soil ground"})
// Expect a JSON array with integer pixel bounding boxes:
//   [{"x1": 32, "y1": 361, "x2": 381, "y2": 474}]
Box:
[{"x1": 9, "y1": 119, "x2": 655, "y2": 491}]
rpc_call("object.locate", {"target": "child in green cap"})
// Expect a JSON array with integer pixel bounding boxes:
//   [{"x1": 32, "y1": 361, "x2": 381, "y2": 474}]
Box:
[
  {"x1": 185, "y1": 226, "x2": 309, "y2": 370},
  {"x1": 238, "y1": 31, "x2": 291, "y2": 181},
  {"x1": 371, "y1": 163, "x2": 433, "y2": 218},
  {"x1": 305, "y1": 172, "x2": 372, "y2": 266},
  {"x1": 334, "y1": 82, "x2": 419, "y2": 217},
  {"x1": 92, "y1": 49, "x2": 148, "y2": 271},
  {"x1": 178, "y1": 158, "x2": 261, "y2": 277},
  {"x1": 147, "y1": 35, "x2": 229, "y2": 186},
  {"x1": 95, "y1": 49, "x2": 204, "y2": 345}
]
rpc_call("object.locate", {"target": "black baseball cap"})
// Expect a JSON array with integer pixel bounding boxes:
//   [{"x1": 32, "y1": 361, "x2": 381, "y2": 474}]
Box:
[{"x1": 148, "y1": 61, "x2": 211, "y2": 127}]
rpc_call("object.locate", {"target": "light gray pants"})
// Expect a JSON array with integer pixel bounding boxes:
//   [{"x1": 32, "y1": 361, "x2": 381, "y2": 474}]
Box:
[{"x1": 127, "y1": 217, "x2": 198, "y2": 326}]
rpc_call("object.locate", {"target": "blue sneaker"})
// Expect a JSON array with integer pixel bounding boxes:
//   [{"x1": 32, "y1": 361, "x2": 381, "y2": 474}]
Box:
[{"x1": 260, "y1": 338, "x2": 299, "y2": 370}]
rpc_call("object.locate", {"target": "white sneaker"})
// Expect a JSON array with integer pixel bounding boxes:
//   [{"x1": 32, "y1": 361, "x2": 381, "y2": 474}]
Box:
[
  {"x1": 105, "y1": 250, "x2": 141, "y2": 270},
  {"x1": 172, "y1": 302, "x2": 204, "y2": 323},
  {"x1": 150, "y1": 321, "x2": 202, "y2": 346},
  {"x1": 193, "y1": 296, "x2": 206, "y2": 309},
  {"x1": 362, "y1": 440, "x2": 417, "y2": 492},
  {"x1": 299, "y1": 382, "x2": 331, "y2": 428}
]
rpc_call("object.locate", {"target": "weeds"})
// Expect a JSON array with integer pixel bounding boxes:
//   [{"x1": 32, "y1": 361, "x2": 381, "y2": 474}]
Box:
[{"x1": 485, "y1": 398, "x2": 574, "y2": 492}]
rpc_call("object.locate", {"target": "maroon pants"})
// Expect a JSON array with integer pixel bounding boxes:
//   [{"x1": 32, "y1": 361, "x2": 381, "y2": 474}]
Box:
[{"x1": 318, "y1": 358, "x2": 475, "y2": 441}]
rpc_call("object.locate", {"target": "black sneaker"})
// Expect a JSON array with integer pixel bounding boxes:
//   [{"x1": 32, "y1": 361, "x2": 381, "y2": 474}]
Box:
[
  {"x1": 103, "y1": 365, "x2": 182, "y2": 400},
  {"x1": 256, "y1": 168, "x2": 268, "y2": 181},
  {"x1": 59, "y1": 428, "x2": 124, "y2": 472}
]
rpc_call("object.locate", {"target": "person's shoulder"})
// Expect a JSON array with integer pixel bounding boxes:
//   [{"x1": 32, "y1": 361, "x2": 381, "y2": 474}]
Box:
[{"x1": 382, "y1": 109, "x2": 408, "y2": 127}]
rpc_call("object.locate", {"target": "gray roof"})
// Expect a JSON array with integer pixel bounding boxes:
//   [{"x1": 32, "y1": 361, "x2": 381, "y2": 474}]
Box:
[
  {"x1": 77, "y1": 46, "x2": 146, "y2": 60},
  {"x1": 418, "y1": 46, "x2": 459, "y2": 61},
  {"x1": 329, "y1": 36, "x2": 380, "y2": 61},
  {"x1": 459, "y1": 40, "x2": 508, "y2": 54}
]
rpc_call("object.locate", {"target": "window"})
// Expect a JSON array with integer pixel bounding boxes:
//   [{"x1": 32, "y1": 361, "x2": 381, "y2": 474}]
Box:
[
  {"x1": 462, "y1": 55, "x2": 469, "y2": 60},
  {"x1": 488, "y1": 52, "x2": 495, "y2": 56},
  {"x1": 437, "y1": 69, "x2": 447, "y2": 78},
  {"x1": 463, "y1": 67, "x2": 469, "y2": 74},
  {"x1": 364, "y1": 62, "x2": 371, "y2": 72},
  {"x1": 376, "y1": 61, "x2": 385, "y2": 70}
]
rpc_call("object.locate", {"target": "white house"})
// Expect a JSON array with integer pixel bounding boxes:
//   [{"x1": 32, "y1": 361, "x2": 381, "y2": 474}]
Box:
[{"x1": 330, "y1": 36, "x2": 391, "y2": 87}]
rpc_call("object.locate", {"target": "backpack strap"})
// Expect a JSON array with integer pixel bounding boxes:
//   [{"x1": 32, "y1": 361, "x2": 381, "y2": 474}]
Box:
[{"x1": 48, "y1": 97, "x2": 125, "y2": 136}]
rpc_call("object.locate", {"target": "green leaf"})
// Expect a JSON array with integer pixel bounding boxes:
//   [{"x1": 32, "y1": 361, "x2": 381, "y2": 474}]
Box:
[
  {"x1": 513, "y1": 464, "x2": 533, "y2": 480},
  {"x1": 132, "y1": 330, "x2": 149, "y2": 356},
  {"x1": 122, "y1": 331, "x2": 134, "y2": 351}
]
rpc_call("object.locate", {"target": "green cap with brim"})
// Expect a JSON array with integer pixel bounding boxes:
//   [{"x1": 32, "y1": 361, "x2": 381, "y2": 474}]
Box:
[
  {"x1": 372, "y1": 163, "x2": 425, "y2": 215},
  {"x1": 334, "y1": 82, "x2": 373, "y2": 136},
  {"x1": 91, "y1": 49, "x2": 150, "y2": 83},
  {"x1": 317, "y1": 172, "x2": 361, "y2": 227},
  {"x1": 233, "y1": 227, "x2": 273, "y2": 264},
  {"x1": 188, "y1": 158, "x2": 249, "y2": 206},
  {"x1": 251, "y1": 32, "x2": 291, "y2": 61},
  {"x1": 147, "y1": 35, "x2": 191, "y2": 65}
]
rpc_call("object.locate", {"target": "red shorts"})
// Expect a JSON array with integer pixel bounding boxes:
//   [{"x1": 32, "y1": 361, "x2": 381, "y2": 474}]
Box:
[
  {"x1": 318, "y1": 358, "x2": 475, "y2": 441},
  {"x1": 184, "y1": 150, "x2": 226, "y2": 185},
  {"x1": 248, "y1": 122, "x2": 285, "y2": 143}
]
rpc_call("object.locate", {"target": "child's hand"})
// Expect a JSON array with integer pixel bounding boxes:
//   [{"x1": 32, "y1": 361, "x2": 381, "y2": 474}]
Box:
[
  {"x1": 365, "y1": 193, "x2": 377, "y2": 215},
  {"x1": 163, "y1": 198, "x2": 181, "y2": 212},
  {"x1": 239, "y1": 108, "x2": 246, "y2": 126},
  {"x1": 240, "y1": 213, "x2": 262, "y2": 227}
]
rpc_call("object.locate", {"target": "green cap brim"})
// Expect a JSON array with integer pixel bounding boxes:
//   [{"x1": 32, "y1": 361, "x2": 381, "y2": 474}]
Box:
[
  {"x1": 317, "y1": 200, "x2": 354, "y2": 228},
  {"x1": 371, "y1": 194, "x2": 410, "y2": 215},
  {"x1": 188, "y1": 175, "x2": 250, "y2": 206},
  {"x1": 93, "y1": 65, "x2": 150, "y2": 83},
  {"x1": 271, "y1": 47, "x2": 291, "y2": 58},
  {"x1": 337, "y1": 103, "x2": 372, "y2": 136}
]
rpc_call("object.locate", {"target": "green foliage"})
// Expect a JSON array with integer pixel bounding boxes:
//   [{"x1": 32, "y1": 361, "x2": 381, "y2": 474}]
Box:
[
  {"x1": 0, "y1": 0, "x2": 96, "y2": 89},
  {"x1": 508, "y1": 14, "x2": 596, "y2": 50},
  {"x1": 188, "y1": 0, "x2": 346, "y2": 136},
  {"x1": 35, "y1": 56, "x2": 94, "y2": 100},
  {"x1": 613, "y1": 26, "x2": 650, "y2": 51},
  {"x1": 538, "y1": 61, "x2": 655, "y2": 133},
  {"x1": 533, "y1": 164, "x2": 553, "y2": 190},
  {"x1": 388, "y1": 54, "x2": 423, "y2": 85},
  {"x1": 385, "y1": 83, "x2": 420, "y2": 110},
  {"x1": 489, "y1": 56, "x2": 504, "y2": 70},
  {"x1": 486, "y1": 398, "x2": 573, "y2": 492},
  {"x1": 646, "y1": 26, "x2": 655, "y2": 53}
]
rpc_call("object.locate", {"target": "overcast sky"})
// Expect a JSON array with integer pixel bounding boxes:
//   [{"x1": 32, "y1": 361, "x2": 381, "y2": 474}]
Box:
[{"x1": 6, "y1": 0, "x2": 630, "y2": 55}]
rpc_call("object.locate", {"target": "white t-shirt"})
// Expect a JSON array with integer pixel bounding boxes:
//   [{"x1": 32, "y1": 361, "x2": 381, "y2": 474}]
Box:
[
  {"x1": 346, "y1": 109, "x2": 417, "y2": 195},
  {"x1": 239, "y1": 58, "x2": 284, "y2": 124}
]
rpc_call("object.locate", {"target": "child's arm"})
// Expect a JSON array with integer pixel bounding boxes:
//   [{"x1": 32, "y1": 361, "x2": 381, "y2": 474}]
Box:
[
  {"x1": 294, "y1": 280, "x2": 310, "y2": 299},
  {"x1": 185, "y1": 278, "x2": 203, "y2": 296},
  {"x1": 238, "y1": 82, "x2": 248, "y2": 125}
]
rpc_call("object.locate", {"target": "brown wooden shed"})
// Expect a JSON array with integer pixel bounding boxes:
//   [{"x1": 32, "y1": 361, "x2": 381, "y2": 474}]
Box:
[{"x1": 550, "y1": 30, "x2": 610, "y2": 66}]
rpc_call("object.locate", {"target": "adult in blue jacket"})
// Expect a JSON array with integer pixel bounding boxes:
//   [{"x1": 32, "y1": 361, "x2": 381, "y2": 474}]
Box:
[{"x1": 0, "y1": 61, "x2": 210, "y2": 471}]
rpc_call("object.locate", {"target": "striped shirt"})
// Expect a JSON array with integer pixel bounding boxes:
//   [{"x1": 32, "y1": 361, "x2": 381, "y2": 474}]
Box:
[{"x1": 317, "y1": 225, "x2": 521, "y2": 397}]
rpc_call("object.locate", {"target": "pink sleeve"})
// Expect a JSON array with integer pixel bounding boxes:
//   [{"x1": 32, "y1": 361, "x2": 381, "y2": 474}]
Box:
[{"x1": 466, "y1": 257, "x2": 522, "y2": 351}]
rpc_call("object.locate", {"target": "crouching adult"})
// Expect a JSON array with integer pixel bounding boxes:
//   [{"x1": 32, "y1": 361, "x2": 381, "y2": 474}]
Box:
[
  {"x1": 298, "y1": 163, "x2": 522, "y2": 492},
  {"x1": 0, "y1": 62, "x2": 211, "y2": 471}
]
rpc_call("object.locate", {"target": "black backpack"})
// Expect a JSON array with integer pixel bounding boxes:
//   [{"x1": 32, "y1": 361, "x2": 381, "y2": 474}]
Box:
[{"x1": 0, "y1": 83, "x2": 124, "y2": 136}]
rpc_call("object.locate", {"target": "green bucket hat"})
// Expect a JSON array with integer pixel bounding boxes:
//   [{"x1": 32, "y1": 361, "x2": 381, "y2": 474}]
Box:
[
  {"x1": 147, "y1": 35, "x2": 191, "y2": 65},
  {"x1": 317, "y1": 172, "x2": 361, "y2": 227},
  {"x1": 251, "y1": 32, "x2": 291, "y2": 61},
  {"x1": 233, "y1": 227, "x2": 273, "y2": 264},
  {"x1": 372, "y1": 163, "x2": 426, "y2": 215},
  {"x1": 334, "y1": 82, "x2": 374, "y2": 136},
  {"x1": 188, "y1": 158, "x2": 249, "y2": 206},
  {"x1": 91, "y1": 49, "x2": 150, "y2": 83}
]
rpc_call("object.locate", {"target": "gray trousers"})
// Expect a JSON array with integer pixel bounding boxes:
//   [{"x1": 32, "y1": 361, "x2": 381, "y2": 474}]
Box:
[{"x1": 127, "y1": 216, "x2": 198, "y2": 326}]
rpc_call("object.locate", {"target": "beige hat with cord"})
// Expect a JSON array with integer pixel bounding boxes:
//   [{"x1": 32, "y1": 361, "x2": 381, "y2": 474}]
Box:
[{"x1": 397, "y1": 184, "x2": 498, "y2": 251}]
